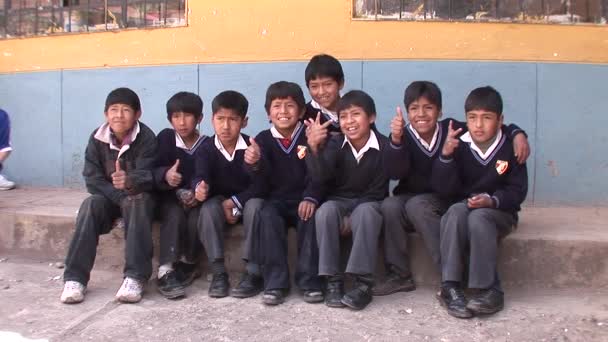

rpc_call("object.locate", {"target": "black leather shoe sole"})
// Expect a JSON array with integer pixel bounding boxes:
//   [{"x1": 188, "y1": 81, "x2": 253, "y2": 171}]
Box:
[
  {"x1": 302, "y1": 290, "x2": 324, "y2": 304},
  {"x1": 158, "y1": 285, "x2": 186, "y2": 300},
  {"x1": 208, "y1": 287, "x2": 229, "y2": 298},
  {"x1": 340, "y1": 294, "x2": 371, "y2": 311},
  {"x1": 436, "y1": 292, "x2": 473, "y2": 319},
  {"x1": 231, "y1": 286, "x2": 262, "y2": 298},
  {"x1": 372, "y1": 279, "x2": 416, "y2": 296},
  {"x1": 262, "y1": 290, "x2": 285, "y2": 305},
  {"x1": 466, "y1": 300, "x2": 504, "y2": 315}
]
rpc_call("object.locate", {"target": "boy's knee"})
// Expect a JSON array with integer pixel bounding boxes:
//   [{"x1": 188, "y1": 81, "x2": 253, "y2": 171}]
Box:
[
  {"x1": 351, "y1": 201, "x2": 381, "y2": 218},
  {"x1": 79, "y1": 195, "x2": 111, "y2": 218},
  {"x1": 200, "y1": 197, "x2": 223, "y2": 214},
  {"x1": 243, "y1": 198, "x2": 263, "y2": 216},
  {"x1": 381, "y1": 196, "x2": 405, "y2": 216},
  {"x1": 121, "y1": 192, "x2": 154, "y2": 209},
  {"x1": 315, "y1": 201, "x2": 341, "y2": 220},
  {"x1": 445, "y1": 202, "x2": 469, "y2": 217}
]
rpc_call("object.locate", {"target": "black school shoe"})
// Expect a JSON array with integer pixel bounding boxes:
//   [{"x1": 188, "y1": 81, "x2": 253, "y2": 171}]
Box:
[
  {"x1": 157, "y1": 270, "x2": 186, "y2": 300},
  {"x1": 325, "y1": 276, "x2": 346, "y2": 308},
  {"x1": 437, "y1": 286, "x2": 473, "y2": 319},
  {"x1": 341, "y1": 275, "x2": 373, "y2": 310},
  {"x1": 174, "y1": 262, "x2": 202, "y2": 287},
  {"x1": 231, "y1": 272, "x2": 263, "y2": 298},
  {"x1": 372, "y1": 270, "x2": 416, "y2": 296},
  {"x1": 302, "y1": 289, "x2": 324, "y2": 304},
  {"x1": 208, "y1": 272, "x2": 230, "y2": 298},
  {"x1": 466, "y1": 288, "x2": 504, "y2": 315},
  {"x1": 262, "y1": 289, "x2": 287, "y2": 306}
]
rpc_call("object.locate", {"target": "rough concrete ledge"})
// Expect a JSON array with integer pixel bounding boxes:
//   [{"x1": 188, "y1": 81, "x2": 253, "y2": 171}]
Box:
[{"x1": 1, "y1": 188, "x2": 607, "y2": 288}]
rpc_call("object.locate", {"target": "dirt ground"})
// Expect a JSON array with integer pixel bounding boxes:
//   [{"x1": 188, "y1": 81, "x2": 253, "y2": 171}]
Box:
[{"x1": 0, "y1": 257, "x2": 606, "y2": 342}]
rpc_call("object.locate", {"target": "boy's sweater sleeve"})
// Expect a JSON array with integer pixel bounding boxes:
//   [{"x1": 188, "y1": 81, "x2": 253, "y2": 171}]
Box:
[
  {"x1": 505, "y1": 123, "x2": 527, "y2": 139},
  {"x1": 83, "y1": 135, "x2": 127, "y2": 206},
  {"x1": 191, "y1": 143, "x2": 212, "y2": 192},
  {"x1": 125, "y1": 130, "x2": 157, "y2": 194},
  {"x1": 491, "y1": 161, "x2": 528, "y2": 212},
  {"x1": 431, "y1": 149, "x2": 463, "y2": 198},
  {"x1": 383, "y1": 134, "x2": 410, "y2": 180},
  {"x1": 245, "y1": 133, "x2": 270, "y2": 199},
  {"x1": 303, "y1": 137, "x2": 340, "y2": 204},
  {"x1": 153, "y1": 131, "x2": 175, "y2": 191}
]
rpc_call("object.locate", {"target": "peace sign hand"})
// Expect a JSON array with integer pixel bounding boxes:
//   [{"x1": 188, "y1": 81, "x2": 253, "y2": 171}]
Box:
[
  {"x1": 304, "y1": 112, "x2": 332, "y2": 154},
  {"x1": 441, "y1": 120, "x2": 463, "y2": 157}
]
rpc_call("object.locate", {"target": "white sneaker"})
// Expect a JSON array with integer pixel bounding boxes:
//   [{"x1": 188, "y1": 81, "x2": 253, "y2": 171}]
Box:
[
  {"x1": 0, "y1": 174, "x2": 15, "y2": 190},
  {"x1": 115, "y1": 277, "x2": 144, "y2": 303},
  {"x1": 60, "y1": 281, "x2": 86, "y2": 304}
]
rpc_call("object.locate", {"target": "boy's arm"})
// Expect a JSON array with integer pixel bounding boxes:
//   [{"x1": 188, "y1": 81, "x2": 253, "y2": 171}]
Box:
[
  {"x1": 83, "y1": 136, "x2": 127, "y2": 205},
  {"x1": 191, "y1": 144, "x2": 213, "y2": 193},
  {"x1": 153, "y1": 131, "x2": 176, "y2": 191},
  {"x1": 305, "y1": 135, "x2": 339, "y2": 186},
  {"x1": 491, "y1": 160, "x2": 528, "y2": 212},
  {"x1": 383, "y1": 136, "x2": 410, "y2": 180},
  {"x1": 125, "y1": 130, "x2": 157, "y2": 194},
  {"x1": 244, "y1": 134, "x2": 271, "y2": 199},
  {"x1": 431, "y1": 121, "x2": 464, "y2": 197},
  {"x1": 504, "y1": 124, "x2": 530, "y2": 164}
]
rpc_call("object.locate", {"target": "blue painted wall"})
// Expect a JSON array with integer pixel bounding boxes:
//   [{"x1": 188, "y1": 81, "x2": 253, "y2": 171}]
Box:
[{"x1": 0, "y1": 61, "x2": 606, "y2": 205}]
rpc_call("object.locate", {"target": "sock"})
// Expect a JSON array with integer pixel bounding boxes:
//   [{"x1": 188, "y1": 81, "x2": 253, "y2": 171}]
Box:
[
  {"x1": 158, "y1": 263, "x2": 173, "y2": 279},
  {"x1": 211, "y1": 259, "x2": 226, "y2": 275},
  {"x1": 245, "y1": 262, "x2": 260, "y2": 276}
]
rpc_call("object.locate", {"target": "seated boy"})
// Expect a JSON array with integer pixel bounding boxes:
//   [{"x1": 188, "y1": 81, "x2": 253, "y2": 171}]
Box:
[
  {"x1": 432, "y1": 86, "x2": 528, "y2": 318},
  {"x1": 191, "y1": 90, "x2": 263, "y2": 298},
  {"x1": 61, "y1": 88, "x2": 157, "y2": 304},
  {"x1": 376, "y1": 81, "x2": 530, "y2": 296},
  {"x1": 0, "y1": 109, "x2": 15, "y2": 190},
  {"x1": 306, "y1": 90, "x2": 394, "y2": 310},
  {"x1": 245, "y1": 81, "x2": 324, "y2": 305},
  {"x1": 302, "y1": 54, "x2": 344, "y2": 134},
  {"x1": 153, "y1": 92, "x2": 207, "y2": 299}
]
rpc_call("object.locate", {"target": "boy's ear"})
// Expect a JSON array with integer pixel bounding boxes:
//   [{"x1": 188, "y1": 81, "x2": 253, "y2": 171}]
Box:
[
  {"x1": 498, "y1": 113, "x2": 504, "y2": 125},
  {"x1": 298, "y1": 107, "x2": 306, "y2": 119},
  {"x1": 197, "y1": 114, "x2": 203, "y2": 124},
  {"x1": 135, "y1": 110, "x2": 142, "y2": 120},
  {"x1": 241, "y1": 116, "x2": 249, "y2": 129},
  {"x1": 369, "y1": 113, "x2": 377, "y2": 124},
  {"x1": 338, "y1": 80, "x2": 345, "y2": 91}
]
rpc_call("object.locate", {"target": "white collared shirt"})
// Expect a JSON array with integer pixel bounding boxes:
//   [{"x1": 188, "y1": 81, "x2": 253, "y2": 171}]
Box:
[
  {"x1": 270, "y1": 121, "x2": 303, "y2": 139},
  {"x1": 94, "y1": 121, "x2": 141, "y2": 159},
  {"x1": 342, "y1": 130, "x2": 380, "y2": 163},
  {"x1": 310, "y1": 100, "x2": 339, "y2": 123},
  {"x1": 175, "y1": 131, "x2": 205, "y2": 155},
  {"x1": 214, "y1": 134, "x2": 248, "y2": 161},
  {"x1": 460, "y1": 129, "x2": 503, "y2": 160},
  {"x1": 408, "y1": 123, "x2": 439, "y2": 151}
]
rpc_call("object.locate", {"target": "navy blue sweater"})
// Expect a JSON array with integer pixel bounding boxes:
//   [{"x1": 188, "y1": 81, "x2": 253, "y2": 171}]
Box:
[
  {"x1": 385, "y1": 118, "x2": 525, "y2": 196},
  {"x1": 153, "y1": 128, "x2": 208, "y2": 192},
  {"x1": 303, "y1": 102, "x2": 341, "y2": 134},
  {"x1": 431, "y1": 127, "x2": 528, "y2": 214},
  {"x1": 191, "y1": 134, "x2": 256, "y2": 210},
  {"x1": 251, "y1": 124, "x2": 322, "y2": 204}
]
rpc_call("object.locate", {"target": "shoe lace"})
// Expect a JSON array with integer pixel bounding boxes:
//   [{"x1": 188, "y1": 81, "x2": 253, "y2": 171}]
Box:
[
  {"x1": 123, "y1": 278, "x2": 142, "y2": 291},
  {"x1": 65, "y1": 281, "x2": 83, "y2": 291}
]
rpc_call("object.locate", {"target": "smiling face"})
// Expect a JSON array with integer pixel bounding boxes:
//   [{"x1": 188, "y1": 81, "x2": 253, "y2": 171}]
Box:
[
  {"x1": 267, "y1": 97, "x2": 304, "y2": 137},
  {"x1": 466, "y1": 109, "x2": 503, "y2": 145},
  {"x1": 212, "y1": 108, "x2": 247, "y2": 148},
  {"x1": 406, "y1": 96, "x2": 441, "y2": 142},
  {"x1": 105, "y1": 103, "x2": 141, "y2": 139},
  {"x1": 170, "y1": 111, "x2": 201, "y2": 141},
  {"x1": 308, "y1": 76, "x2": 343, "y2": 111},
  {"x1": 339, "y1": 105, "x2": 375, "y2": 150}
]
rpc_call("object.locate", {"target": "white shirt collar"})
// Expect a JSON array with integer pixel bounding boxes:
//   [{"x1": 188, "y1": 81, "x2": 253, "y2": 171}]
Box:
[
  {"x1": 94, "y1": 121, "x2": 140, "y2": 158},
  {"x1": 342, "y1": 130, "x2": 380, "y2": 163},
  {"x1": 175, "y1": 131, "x2": 205, "y2": 155},
  {"x1": 408, "y1": 123, "x2": 439, "y2": 151},
  {"x1": 310, "y1": 100, "x2": 339, "y2": 123},
  {"x1": 270, "y1": 121, "x2": 303, "y2": 139},
  {"x1": 460, "y1": 129, "x2": 503, "y2": 160},
  {"x1": 214, "y1": 134, "x2": 248, "y2": 162}
]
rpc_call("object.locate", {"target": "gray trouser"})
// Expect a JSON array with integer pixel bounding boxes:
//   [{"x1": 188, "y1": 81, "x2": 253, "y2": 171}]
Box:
[
  {"x1": 440, "y1": 202, "x2": 515, "y2": 289},
  {"x1": 197, "y1": 196, "x2": 263, "y2": 263},
  {"x1": 316, "y1": 198, "x2": 383, "y2": 276},
  {"x1": 157, "y1": 194, "x2": 201, "y2": 265},
  {"x1": 381, "y1": 193, "x2": 450, "y2": 276}
]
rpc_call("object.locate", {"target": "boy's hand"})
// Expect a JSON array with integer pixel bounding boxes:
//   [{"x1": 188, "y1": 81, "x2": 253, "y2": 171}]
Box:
[
  {"x1": 298, "y1": 200, "x2": 316, "y2": 221},
  {"x1": 222, "y1": 199, "x2": 239, "y2": 224},
  {"x1": 441, "y1": 120, "x2": 463, "y2": 157},
  {"x1": 195, "y1": 180, "x2": 209, "y2": 202},
  {"x1": 467, "y1": 193, "x2": 493, "y2": 209},
  {"x1": 245, "y1": 137, "x2": 261, "y2": 165},
  {"x1": 165, "y1": 159, "x2": 182, "y2": 188},
  {"x1": 304, "y1": 112, "x2": 332, "y2": 154},
  {"x1": 112, "y1": 160, "x2": 128, "y2": 190},
  {"x1": 177, "y1": 189, "x2": 197, "y2": 208},
  {"x1": 513, "y1": 133, "x2": 530, "y2": 164},
  {"x1": 390, "y1": 106, "x2": 406, "y2": 145}
]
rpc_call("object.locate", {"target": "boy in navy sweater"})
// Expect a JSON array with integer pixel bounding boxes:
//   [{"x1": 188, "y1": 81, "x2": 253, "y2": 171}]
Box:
[
  {"x1": 376, "y1": 81, "x2": 530, "y2": 297},
  {"x1": 153, "y1": 92, "x2": 207, "y2": 299},
  {"x1": 302, "y1": 54, "x2": 344, "y2": 134},
  {"x1": 306, "y1": 90, "x2": 394, "y2": 310},
  {"x1": 245, "y1": 81, "x2": 323, "y2": 305},
  {"x1": 432, "y1": 86, "x2": 528, "y2": 318},
  {"x1": 191, "y1": 90, "x2": 263, "y2": 299}
]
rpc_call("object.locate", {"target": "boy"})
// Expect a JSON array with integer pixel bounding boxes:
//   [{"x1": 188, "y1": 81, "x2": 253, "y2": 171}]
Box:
[
  {"x1": 245, "y1": 81, "x2": 323, "y2": 305},
  {"x1": 307, "y1": 90, "x2": 394, "y2": 310},
  {"x1": 375, "y1": 81, "x2": 530, "y2": 296},
  {"x1": 302, "y1": 54, "x2": 344, "y2": 134},
  {"x1": 432, "y1": 86, "x2": 528, "y2": 318},
  {"x1": 153, "y1": 91, "x2": 207, "y2": 299},
  {"x1": 191, "y1": 90, "x2": 263, "y2": 298},
  {"x1": 0, "y1": 108, "x2": 15, "y2": 190},
  {"x1": 61, "y1": 87, "x2": 157, "y2": 304}
]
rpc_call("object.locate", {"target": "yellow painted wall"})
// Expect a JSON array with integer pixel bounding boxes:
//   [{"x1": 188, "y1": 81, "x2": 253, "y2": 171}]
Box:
[{"x1": 1, "y1": 0, "x2": 607, "y2": 73}]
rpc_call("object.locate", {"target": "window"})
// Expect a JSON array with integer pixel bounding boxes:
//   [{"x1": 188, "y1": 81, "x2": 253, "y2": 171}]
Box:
[
  {"x1": 353, "y1": 0, "x2": 608, "y2": 24},
  {"x1": 1, "y1": 0, "x2": 187, "y2": 39}
]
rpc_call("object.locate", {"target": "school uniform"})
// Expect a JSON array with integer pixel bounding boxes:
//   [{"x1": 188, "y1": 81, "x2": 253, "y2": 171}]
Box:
[
  {"x1": 153, "y1": 128, "x2": 207, "y2": 265},
  {"x1": 308, "y1": 129, "x2": 391, "y2": 278},
  {"x1": 190, "y1": 134, "x2": 263, "y2": 265},
  {"x1": 63, "y1": 121, "x2": 157, "y2": 286},
  {"x1": 0, "y1": 109, "x2": 12, "y2": 172},
  {"x1": 303, "y1": 100, "x2": 341, "y2": 134},
  {"x1": 252, "y1": 122, "x2": 323, "y2": 292},
  {"x1": 431, "y1": 127, "x2": 528, "y2": 290}
]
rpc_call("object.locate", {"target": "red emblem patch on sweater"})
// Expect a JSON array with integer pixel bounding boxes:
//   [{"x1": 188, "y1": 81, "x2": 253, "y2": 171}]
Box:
[
  {"x1": 495, "y1": 160, "x2": 509, "y2": 175},
  {"x1": 297, "y1": 145, "x2": 307, "y2": 159}
]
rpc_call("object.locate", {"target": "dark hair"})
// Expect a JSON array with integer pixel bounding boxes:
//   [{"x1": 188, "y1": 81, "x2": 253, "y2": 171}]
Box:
[
  {"x1": 105, "y1": 87, "x2": 141, "y2": 112},
  {"x1": 305, "y1": 54, "x2": 345, "y2": 86},
  {"x1": 403, "y1": 81, "x2": 442, "y2": 110},
  {"x1": 336, "y1": 90, "x2": 376, "y2": 117},
  {"x1": 264, "y1": 81, "x2": 306, "y2": 113},
  {"x1": 465, "y1": 86, "x2": 503, "y2": 115},
  {"x1": 166, "y1": 92, "x2": 203, "y2": 121},
  {"x1": 211, "y1": 90, "x2": 249, "y2": 118}
]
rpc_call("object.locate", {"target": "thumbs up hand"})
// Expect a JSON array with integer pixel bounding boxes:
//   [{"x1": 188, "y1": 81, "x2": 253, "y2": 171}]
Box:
[
  {"x1": 165, "y1": 159, "x2": 182, "y2": 188},
  {"x1": 244, "y1": 137, "x2": 261, "y2": 166},
  {"x1": 441, "y1": 120, "x2": 463, "y2": 157},
  {"x1": 390, "y1": 106, "x2": 406, "y2": 145},
  {"x1": 112, "y1": 159, "x2": 128, "y2": 190},
  {"x1": 195, "y1": 180, "x2": 209, "y2": 202}
]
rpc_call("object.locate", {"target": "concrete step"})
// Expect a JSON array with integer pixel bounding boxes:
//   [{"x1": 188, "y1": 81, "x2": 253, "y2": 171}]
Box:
[{"x1": 1, "y1": 188, "x2": 607, "y2": 288}]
